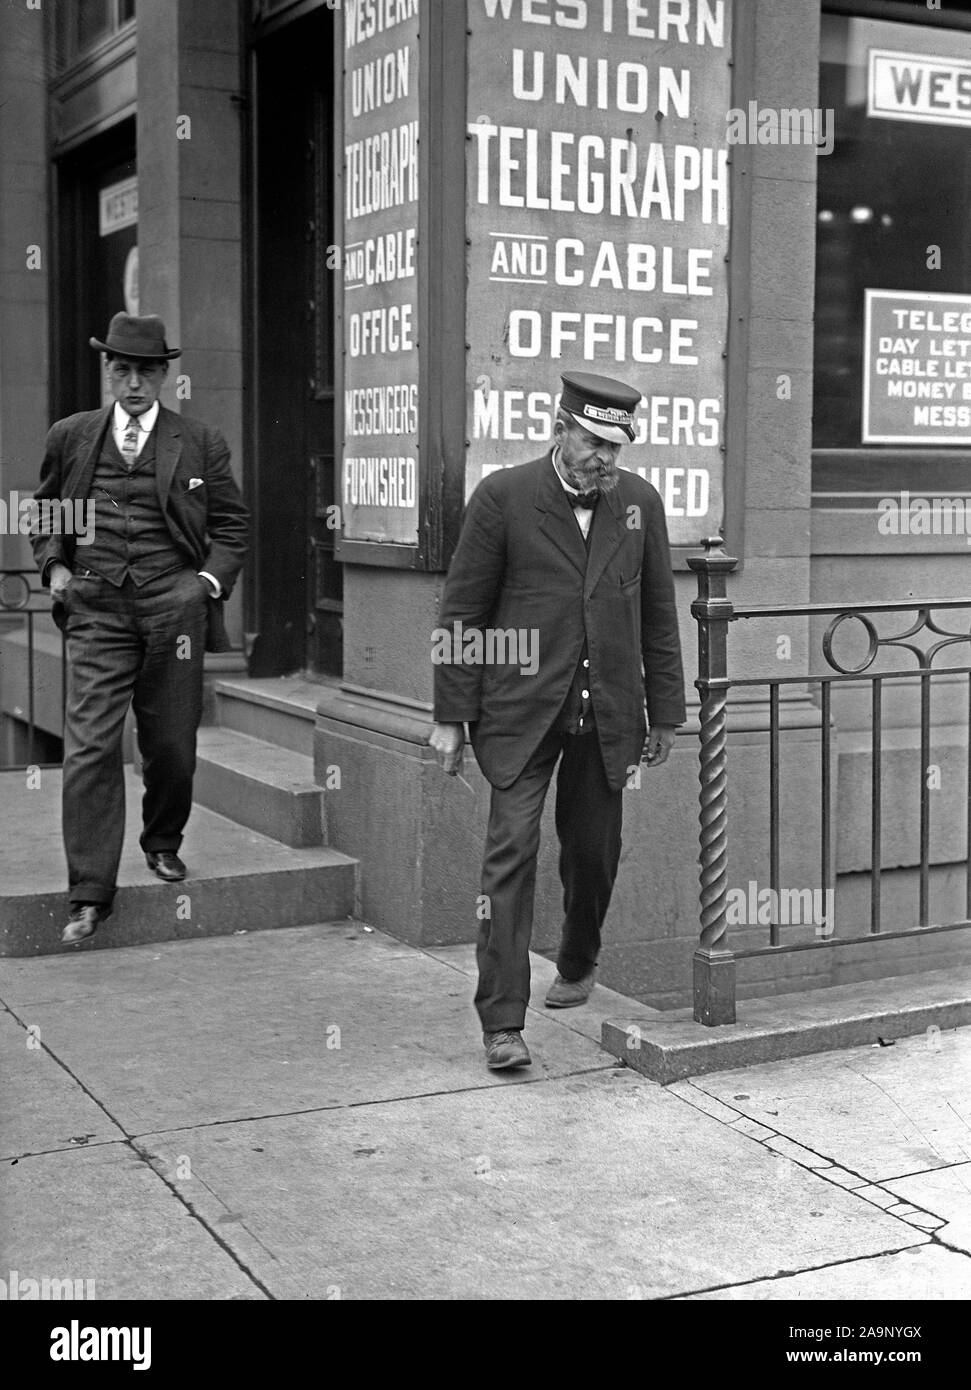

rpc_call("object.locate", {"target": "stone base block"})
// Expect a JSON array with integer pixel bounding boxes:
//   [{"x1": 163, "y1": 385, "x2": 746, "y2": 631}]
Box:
[{"x1": 603, "y1": 967, "x2": 971, "y2": 1083}]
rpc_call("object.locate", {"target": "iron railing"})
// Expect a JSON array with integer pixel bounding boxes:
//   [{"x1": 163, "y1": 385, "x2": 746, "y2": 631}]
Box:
[
  {"x1": 689, "y1": 538, "x2": 971, "y2": 1026},
  {"x1": 0, "y1": 568, "x2": 65, "y2": 768}
]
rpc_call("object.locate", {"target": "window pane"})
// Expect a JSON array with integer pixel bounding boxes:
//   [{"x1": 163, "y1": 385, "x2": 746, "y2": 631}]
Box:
[
  {"x1": 77, "y1": 0, "x2": 112, "y2": 50},
  {"x1": 119, "y1": 0, "x2": 136, "y2": 24},
  {"x1": 54, "y1": 1, "x2": 74, "y2": 67},
  {"x1": 814, "y1": 14, "x2": 971, "y2": 449}
]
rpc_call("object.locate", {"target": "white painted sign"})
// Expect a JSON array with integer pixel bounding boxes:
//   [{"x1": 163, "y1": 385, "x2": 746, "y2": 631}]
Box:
[
  {"x1": 464, "y1": 0, "x2": 731, "y2": 547},
  {"x1": 867, "y1": 49, "x2": 971, "y2": 128},
  {"x1": 99, "y1": 176, "x2": 138, "y2": 236},
  {"x1": 341, "y1": 0, "x2": 421, "y2": 546}
]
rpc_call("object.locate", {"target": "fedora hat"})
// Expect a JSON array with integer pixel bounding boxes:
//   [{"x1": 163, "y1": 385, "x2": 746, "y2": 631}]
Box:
[{"x1": 89, "y1": 312, "x2": 181, "y2": 360}]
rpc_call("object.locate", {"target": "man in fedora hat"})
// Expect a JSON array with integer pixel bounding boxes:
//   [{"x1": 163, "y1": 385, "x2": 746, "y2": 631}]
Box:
[
  {"x1": 31, "y1": 312, "x2": 249, "y2": 945},
  {"x1": 430, "y1": 371, "x2": 685, "y2": 1069}
]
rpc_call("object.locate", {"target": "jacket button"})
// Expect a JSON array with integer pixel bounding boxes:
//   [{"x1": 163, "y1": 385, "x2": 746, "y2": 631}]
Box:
[{"x1": 581, "y1": 689, "x2": 590, "y2": 699}]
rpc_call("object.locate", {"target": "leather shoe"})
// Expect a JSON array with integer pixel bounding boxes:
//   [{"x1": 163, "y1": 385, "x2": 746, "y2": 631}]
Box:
[
  {"x1": 145, "y1": 851, "x2": 186, "y2": 882},
  {"x1": 545, "y1": 967, "x2": 597, "y2": 1009},
  {"x1": 483, "y1": 1029, "x2": 531, "y2": 1070},
  {"x1": 61, "y1": 904, "x2": 110, "y2": 946}
]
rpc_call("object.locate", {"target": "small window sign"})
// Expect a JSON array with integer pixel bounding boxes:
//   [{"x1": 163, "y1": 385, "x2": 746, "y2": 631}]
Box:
[
  {"x1": 863, "y1": 289, "x2": 971, "y2": 445},
  {"x1": 868, "y1": 49, "x2": 971, "y2": 129},
  {"x1": 99, "y1": 176, "x2": 138, "y2": 237}
]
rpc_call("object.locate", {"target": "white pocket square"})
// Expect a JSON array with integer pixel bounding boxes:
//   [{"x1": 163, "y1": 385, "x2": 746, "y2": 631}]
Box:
[{"x1": 187, "y1": 477, "x2": 205, "y2": 491}]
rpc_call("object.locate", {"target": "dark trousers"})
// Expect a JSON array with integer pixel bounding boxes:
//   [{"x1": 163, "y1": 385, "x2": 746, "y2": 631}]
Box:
[
  {"x1": 62, "y1": 567, "x2": 209, "y2": 906},
  {"x1": 474, "y1": 726, "x2": 623, "y2": 1032}
]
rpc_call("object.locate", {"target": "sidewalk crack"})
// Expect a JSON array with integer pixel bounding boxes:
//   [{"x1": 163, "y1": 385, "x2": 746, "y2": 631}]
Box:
[
  {"x1": 657, "y1": 1242, "x2": 935, "y2": 1300},
  {"x1": 665, "y1": 1078, "x2": 950, "y2": 1234},
  {"x1": 128, "y1": 1064, "x2": 621, "y2": 1139},
  {"x1": 0, "y1": 1001, "x2": 272, "y2": 1299}
]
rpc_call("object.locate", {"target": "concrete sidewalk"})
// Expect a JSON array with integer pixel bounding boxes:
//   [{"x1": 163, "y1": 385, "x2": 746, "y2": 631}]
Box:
[{"x1": 1, "y1": 920, "x2": 969, "y2": 1300}]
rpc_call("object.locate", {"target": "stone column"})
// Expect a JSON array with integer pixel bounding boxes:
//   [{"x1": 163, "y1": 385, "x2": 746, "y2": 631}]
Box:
[
  {"x1": 0, "y1": 0, "x2": 49, "y2": 571},
  {"x1": 136, "y1": 0, "x2": 245, "y2": 652}
]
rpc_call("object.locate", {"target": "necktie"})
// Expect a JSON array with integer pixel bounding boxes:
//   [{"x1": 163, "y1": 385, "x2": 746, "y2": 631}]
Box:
[
  {"x1": 566, "y1": 489, "x2": 599, "y2": 510},
  {"x1": 121, "y1": 414, "x2": 140, "y2": 468}
]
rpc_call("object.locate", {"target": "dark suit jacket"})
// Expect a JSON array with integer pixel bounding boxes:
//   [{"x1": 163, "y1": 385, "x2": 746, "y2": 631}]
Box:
[
  {"x1": 31, "y1": 405, "x2": 249, "y2": 652},
  {"x1": 433, "y1": 452, "x2": 686, "y2": 792}
]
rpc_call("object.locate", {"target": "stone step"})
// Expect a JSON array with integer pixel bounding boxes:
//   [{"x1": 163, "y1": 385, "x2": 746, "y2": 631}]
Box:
[
  {"x1": 601, "y1": 967, "x2": 971, "y2": 1083},
  {"x1": 194, "y1": 728, "x2": 324, "y2": 847},
  {"x1": 212, "y1": 677, "x2": 327, "y2": 758},
  {"x1": 0, "y1": 768, "x2": 358, "y2": 957}
]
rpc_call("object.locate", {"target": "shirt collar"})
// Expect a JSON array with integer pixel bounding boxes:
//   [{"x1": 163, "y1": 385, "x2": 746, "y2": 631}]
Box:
[
  {"x1": 551, "y1": 446, "x2": 582, "y2": 497},
  {"x1": 114, "y1": 401, "x2": 160, "y2": 433}
]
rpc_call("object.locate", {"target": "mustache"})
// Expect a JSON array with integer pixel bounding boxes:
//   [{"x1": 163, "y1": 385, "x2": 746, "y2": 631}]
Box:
[
  {"x1": 593, "y1": 469, "x2": 620, "y2": 494},
  {"x1": 572, "y1": 459, "x2": 620, "y2": 494}
]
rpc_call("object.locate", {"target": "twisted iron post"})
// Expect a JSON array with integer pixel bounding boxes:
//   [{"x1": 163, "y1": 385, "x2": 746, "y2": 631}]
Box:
[{"x1": 687, "y1": 537, "x2": 738, "y2": 1025}]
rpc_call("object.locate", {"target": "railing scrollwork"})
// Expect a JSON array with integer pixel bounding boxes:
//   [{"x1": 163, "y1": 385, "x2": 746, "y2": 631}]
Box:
[{"x1": 689, "y1": 545, "x2": 971, "y2": 1027}]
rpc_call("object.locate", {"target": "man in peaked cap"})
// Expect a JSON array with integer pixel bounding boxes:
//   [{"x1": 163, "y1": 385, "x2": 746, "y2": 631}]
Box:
[
  {"x1": 31, "y1": 312, "x2": 249, "y2": 946},
  {"x1": 430, "y1": 371, "x2": 686, "y2": 1070}
]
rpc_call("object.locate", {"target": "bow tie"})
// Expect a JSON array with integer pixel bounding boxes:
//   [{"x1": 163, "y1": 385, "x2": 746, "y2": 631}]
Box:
[{"x1": 566, "y1": 489, "x2": 599, "y2": 510}]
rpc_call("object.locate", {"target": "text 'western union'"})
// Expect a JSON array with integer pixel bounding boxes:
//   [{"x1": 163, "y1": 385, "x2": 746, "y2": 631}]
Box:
[
  {"x1": 345, "y1": 0, "x2": 419, "y2": 51},
  {"x1": 346, "y1": 121, "x2": 418, "y2": 219},
  {"x1": 478, "y1": 0, "x2": 725, "y2": 45}
]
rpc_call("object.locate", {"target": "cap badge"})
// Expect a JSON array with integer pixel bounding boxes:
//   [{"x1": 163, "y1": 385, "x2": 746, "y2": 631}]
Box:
[{"x1": 583, "y1": 403, "x2": 633, "y2": 426}]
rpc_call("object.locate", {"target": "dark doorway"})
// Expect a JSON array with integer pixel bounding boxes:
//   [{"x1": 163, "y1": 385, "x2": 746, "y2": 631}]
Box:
[
  {"x1": 52, "y1": 117, "x2": 137, "y2": 419},
  {"x1": 248, "y1": 6, "x2": 341, "y2": 677}
]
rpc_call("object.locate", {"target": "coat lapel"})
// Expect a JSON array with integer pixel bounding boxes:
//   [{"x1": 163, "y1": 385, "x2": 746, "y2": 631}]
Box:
[
  {"x1": 154, "y1": 407, "x2": 183, "y2": 507},
  {"x1": 153, "y1": 407, "x2": 197, "y2": 556},
  {"x1": 583, "y1": 482, "x2": 627, "y2": 597},
  {"x1": 65, "y1": 408, "x2": 113, "y2": 499},
  {"x1": 534, "y1": 452, "x2": 587, "y2": 576}
]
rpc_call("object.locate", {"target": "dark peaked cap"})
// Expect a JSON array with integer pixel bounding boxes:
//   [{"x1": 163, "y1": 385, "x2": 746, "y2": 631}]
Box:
[{"x1": 560, "y1": 371, "x2": 641, "y2": 444}]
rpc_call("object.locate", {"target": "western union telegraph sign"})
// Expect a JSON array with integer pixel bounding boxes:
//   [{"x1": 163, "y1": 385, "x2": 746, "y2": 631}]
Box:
[{"x1": 464, "y1": 0, "x2": 731, "y2": 548}]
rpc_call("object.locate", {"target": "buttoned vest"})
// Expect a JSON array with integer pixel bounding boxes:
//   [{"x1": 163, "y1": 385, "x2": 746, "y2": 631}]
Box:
[
  {"x1": 554, "y1": 516, "x2": 596, "y2": 735},
  {"x1": 80, "y1": 426, "x2": 187, "y2": 586}
]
